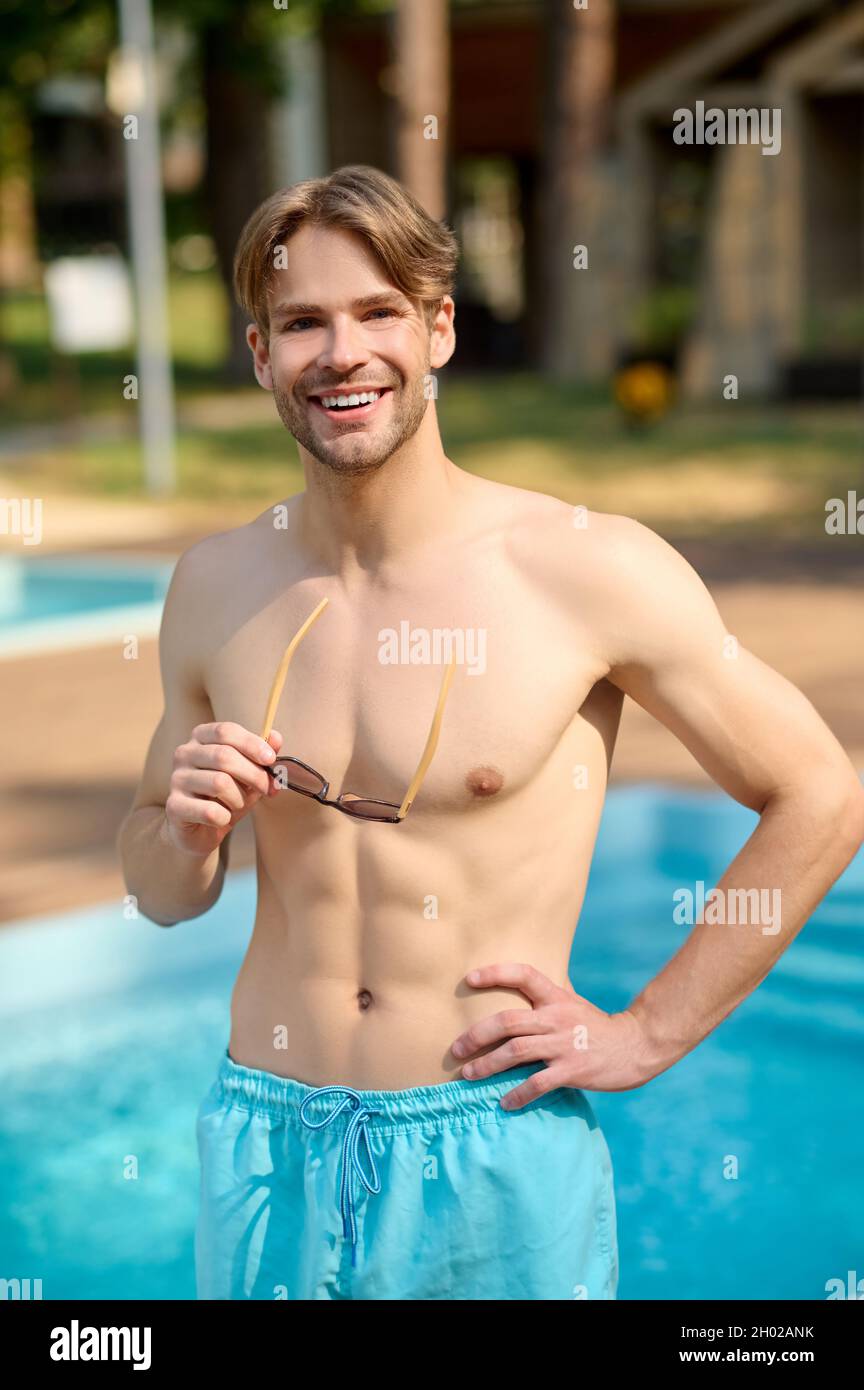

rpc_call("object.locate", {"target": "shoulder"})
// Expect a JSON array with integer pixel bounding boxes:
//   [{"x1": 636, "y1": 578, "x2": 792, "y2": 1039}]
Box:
[
  {"x1": 504, "y1": 495, "x2": 723, "y2": 669},
  {"x1": 504, "y1": 493, "x2": 687, "y2": 595},
  {"x1": 159, "y1": 504, "x2": 292, "y2": 662},
  {"x1": 167, "y1": 502, "x2": 293, "y2": 601}
]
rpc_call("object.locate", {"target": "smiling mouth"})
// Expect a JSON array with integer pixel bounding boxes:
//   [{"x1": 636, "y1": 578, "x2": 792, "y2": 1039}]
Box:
[{"x1": 309, "y1": 387, "x2": 393, "y2": 421}]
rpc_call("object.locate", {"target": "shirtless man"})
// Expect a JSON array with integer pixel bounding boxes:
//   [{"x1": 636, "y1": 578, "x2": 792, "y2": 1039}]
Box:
[{"x1": 119, "y1": 165, "x2": 864, "y2": 1302}]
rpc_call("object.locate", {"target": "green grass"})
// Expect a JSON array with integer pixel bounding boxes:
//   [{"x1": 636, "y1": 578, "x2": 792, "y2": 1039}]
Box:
[
  {"x1": 5, "y1": 385, "x2": 858, "y2": 541},
  {"x1": 0, "y1": 270, "x2": 230, "y2": 423},
  {"x1": 32, "y1": 429, "x2": 307, "y2": 501}
]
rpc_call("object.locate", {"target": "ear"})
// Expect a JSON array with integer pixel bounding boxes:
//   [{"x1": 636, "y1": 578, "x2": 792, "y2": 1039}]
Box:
[
  {"x1": 429, "y1": 296, "x2": 456, "y2": 371},
  {"x1": 246, "y1": 322, "x2": 274, "y2": 390}
]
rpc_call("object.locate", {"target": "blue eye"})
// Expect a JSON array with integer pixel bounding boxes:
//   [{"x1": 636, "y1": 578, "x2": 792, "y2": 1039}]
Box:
[{"x1": 282, "y1": 307, "x2": 397, "y2": 332}]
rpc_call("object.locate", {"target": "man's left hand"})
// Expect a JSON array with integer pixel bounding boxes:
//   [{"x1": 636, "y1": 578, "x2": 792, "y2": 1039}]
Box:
[{"x1": 451, "y1": 962, "x2": 657, "y2": 1109}]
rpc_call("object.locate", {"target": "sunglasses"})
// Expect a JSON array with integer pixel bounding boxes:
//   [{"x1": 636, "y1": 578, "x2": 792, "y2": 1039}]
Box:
[{"x1": 259, "y1": 597, "x2": 457, "y2": 823}]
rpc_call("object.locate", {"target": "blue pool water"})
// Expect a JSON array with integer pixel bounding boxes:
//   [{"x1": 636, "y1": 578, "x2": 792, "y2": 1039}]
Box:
[
  {"x1": 0, "y1": 555, "x2": 174, "y2": 657},
  {"x1": 0, "y1": 555, "x2": 173, "y2": 627},
  {"x1": 0, "y1": 783, "x2": 861, "y2": 1301}
]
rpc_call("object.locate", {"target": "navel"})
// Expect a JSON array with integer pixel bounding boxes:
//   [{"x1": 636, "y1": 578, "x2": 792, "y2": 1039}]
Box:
[
  {"x1": 465, "y1": 765, "x2": 504, "y2": 798},
  {"x1": 357, "y1": 988, "x2": 374, "y2": 1012}
]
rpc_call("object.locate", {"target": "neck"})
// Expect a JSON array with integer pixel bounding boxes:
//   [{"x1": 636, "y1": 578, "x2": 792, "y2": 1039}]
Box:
[{"x1": 296, "y1": 407, "x2": 465, "y2": 579}]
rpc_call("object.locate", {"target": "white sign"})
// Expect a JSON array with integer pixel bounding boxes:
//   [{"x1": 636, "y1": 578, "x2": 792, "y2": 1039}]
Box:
[{"x1": 43, "y1": 254, "x2": 134, "y2": 352}]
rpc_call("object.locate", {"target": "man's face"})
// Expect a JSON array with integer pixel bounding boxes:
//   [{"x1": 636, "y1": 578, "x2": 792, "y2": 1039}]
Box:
[{"x1": 247, "y1": 223, "x2": 453, "y2": 475}]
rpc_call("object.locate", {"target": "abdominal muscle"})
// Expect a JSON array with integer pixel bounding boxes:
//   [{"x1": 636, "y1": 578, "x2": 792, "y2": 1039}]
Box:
[{"x1": 226, "y1": 855, "x2": 584, "y2": 1091}]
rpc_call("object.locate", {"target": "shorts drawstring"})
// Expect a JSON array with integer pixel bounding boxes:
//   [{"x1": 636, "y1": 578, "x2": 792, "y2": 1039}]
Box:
[{"x1": 299, "y1": 1086, "x2": 382, "y2": 1267}]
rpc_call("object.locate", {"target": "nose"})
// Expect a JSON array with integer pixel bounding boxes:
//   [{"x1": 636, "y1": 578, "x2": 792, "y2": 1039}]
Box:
[{"x1": 317, "y1": 312, "x2": 371, "y2": 377}]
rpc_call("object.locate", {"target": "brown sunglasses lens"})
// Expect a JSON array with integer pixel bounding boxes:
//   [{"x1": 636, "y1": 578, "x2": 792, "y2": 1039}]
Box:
[
  {"x1": 273, "y1": 760, "x2": 326, "y2": 795},
  {"x1": 338, "y1": 797, "x2": 401, "y2": 822}
]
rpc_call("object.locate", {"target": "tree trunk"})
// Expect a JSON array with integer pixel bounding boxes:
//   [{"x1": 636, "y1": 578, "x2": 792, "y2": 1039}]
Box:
[
  {"x1": 392, "y1": 0, "x2": 450, "y2": 221},
  {"x1": 537, "y1": 0, "x2": 616, "y2": 382},
  {"x1": 201, "y1": 16, "x2": 275, "y2": 384}
]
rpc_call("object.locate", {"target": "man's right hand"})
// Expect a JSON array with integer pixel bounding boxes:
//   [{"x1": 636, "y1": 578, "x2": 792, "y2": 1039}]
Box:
[{"x1": 164, "y1": 722, "x2": 284, "y2": 857}]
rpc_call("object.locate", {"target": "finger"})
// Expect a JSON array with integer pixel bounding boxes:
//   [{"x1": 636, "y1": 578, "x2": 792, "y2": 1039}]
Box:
[
  {"x1": 461, "y1": 1037, "x2": 553, "y2": 1081},
  {"x1": 498, "y1": 1066, "x2": 566, "y2": 1113},
  {"x1": 174, "y1": 768, "x2": 247, "y2": 815},
  {"x1": 264, "y1": 730, "x2": 285, "y2": 797},
  {"x1": 166, "y1": 791, "x2": 232, "y2": 830},
  {"x1": 192, "y1": 722, "x2": 277, "y2": 769},
  {"x1": 465, "y1": 963, "x2": 561, "y2": 1007},
  {"x1": 451, "y1": 1008, "x2": 550, "y2": 1060},
  {"x1": 179, "y1": 743, "x2": 272, "y2": 797}
]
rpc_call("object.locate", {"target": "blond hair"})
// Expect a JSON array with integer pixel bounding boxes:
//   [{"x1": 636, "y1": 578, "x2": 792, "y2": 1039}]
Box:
[{"x1": 233, "y1": 164, "x2": 460, "y2": 338}]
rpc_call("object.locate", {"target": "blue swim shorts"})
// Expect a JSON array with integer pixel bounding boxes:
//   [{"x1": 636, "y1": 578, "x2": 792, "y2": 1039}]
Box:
[{"x1": 194, "y1": 1049, "x2": 618, "y2": 1300}]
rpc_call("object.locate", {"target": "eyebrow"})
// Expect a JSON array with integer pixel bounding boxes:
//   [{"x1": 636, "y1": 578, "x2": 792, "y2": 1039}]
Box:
[{"x1": 270, "y1": 292, "x2": 409, "y2": 319}]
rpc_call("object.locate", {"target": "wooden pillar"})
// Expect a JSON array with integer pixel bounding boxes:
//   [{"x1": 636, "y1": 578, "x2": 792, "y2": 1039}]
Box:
[
  {"x1": 679, "y1": 141, "x2": 778, "y2": 399},
  {"x1": 392, "y1": 0, "x2": 450, "y2": 220},
  {"x1": 537, "y1": 0, "x2": 617, "y2": 382},
  {"x1": 619, "y1": 118, "x2": 656, "y2": 346},
  {"x1": 767, "y1": 83, "x2": 806, "y2": 357}
]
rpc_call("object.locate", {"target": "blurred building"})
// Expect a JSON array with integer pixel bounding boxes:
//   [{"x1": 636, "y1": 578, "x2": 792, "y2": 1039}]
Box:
[
  {"x1": 286, "y1": 0, "x2": 862, "y2": 397},
  {"x1": 6, "y1": 25, "x2": 203, "y2": 282},
  {"x1": 7, "y1": 0, "x2": 862, "y2": 397}
]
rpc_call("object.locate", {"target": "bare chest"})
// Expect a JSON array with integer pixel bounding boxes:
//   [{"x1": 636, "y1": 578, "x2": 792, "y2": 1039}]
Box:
[{"x1": 204, "y1": 556, "x2": 605, "y2": 817}]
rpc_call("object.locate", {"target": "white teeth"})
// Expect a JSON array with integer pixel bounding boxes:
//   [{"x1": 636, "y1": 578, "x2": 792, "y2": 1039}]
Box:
[{"x1": 319, "y1": 390, "x2": 381, "y2": 410}]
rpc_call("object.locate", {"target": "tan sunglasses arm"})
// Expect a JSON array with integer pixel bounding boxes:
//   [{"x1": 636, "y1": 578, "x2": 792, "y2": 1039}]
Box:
[
  {"x1": 259, "y1": 596, "x2": 330, "y2": 740},
  {"x1": 397, "y1": 653, "x2": 457, "y2": 819}
]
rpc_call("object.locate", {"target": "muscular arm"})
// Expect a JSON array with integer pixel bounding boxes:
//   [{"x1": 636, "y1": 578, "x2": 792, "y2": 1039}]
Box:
[
  {"x1": 118, "y1": 548, "x2": 225, "y2": 926},
  {"x1": 598, "y1": 516, "x2": 864, "y2": 1079}
]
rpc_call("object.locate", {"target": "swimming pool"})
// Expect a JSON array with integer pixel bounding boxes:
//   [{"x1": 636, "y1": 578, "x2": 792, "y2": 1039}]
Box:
[
  {"x1": 0, "y1": 783, "x2": 861, "y2": 1300},
  {"x1": 0, "y1": 555, "x2": 174, "y2": 658}
]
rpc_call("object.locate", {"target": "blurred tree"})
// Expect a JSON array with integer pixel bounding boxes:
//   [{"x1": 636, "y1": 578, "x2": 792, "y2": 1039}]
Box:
[
  {"x1": 0, "y1": 0, "x2": 115, "y2": 107},
  {"x1": 164, "y1": 0, "x2": 391, "y2": 380},
  {"x1": 538, "y1": 0, "x2": 616, "y2": 384},
  {"x1": 0, "y1": 0, "x2": 395, "y2": 387},
  {"x1": 0, "y1": 0, "x2": 116, "y2": 397},
  {"x1": 157, "y1": 0, "x2": 286, "y2": 381}
]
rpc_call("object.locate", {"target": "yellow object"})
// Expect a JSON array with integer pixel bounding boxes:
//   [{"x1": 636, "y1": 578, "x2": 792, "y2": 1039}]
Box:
[
  {"x1": 260, "y1": 596, "x2": 330, "y2": 740},
  {"x1": 614, "y1": 361, "x2": 674, "y2": 421},
  {"x1": 260, "y1": 597, "x2": 457, "y2": 821}
]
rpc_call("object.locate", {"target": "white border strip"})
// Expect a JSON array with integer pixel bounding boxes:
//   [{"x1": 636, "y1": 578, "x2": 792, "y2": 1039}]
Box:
[{"x1": 0, "y1": 600, "x2": 165, "y2": 659}]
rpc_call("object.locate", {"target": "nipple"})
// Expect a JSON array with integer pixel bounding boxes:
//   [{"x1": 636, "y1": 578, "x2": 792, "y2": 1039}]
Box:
[{"x1": 466, "y1": 765, "x2": 504, "y2": 798}]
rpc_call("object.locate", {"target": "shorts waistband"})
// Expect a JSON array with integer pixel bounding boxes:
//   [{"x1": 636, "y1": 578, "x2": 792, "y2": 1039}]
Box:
[{"x1": 213, "y1": 1048, "x2": 557, "y2": 1136}]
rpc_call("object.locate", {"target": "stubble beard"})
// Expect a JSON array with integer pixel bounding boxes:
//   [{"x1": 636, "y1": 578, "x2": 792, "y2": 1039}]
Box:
[{"x1": 272, "y1": 366, "x2": 431, "y2": 477}]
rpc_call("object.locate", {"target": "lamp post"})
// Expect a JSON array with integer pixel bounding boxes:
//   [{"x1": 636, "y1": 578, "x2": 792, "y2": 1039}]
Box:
[{"x1": 115, "y1": 0, "x2": 176, "y2": 495}]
